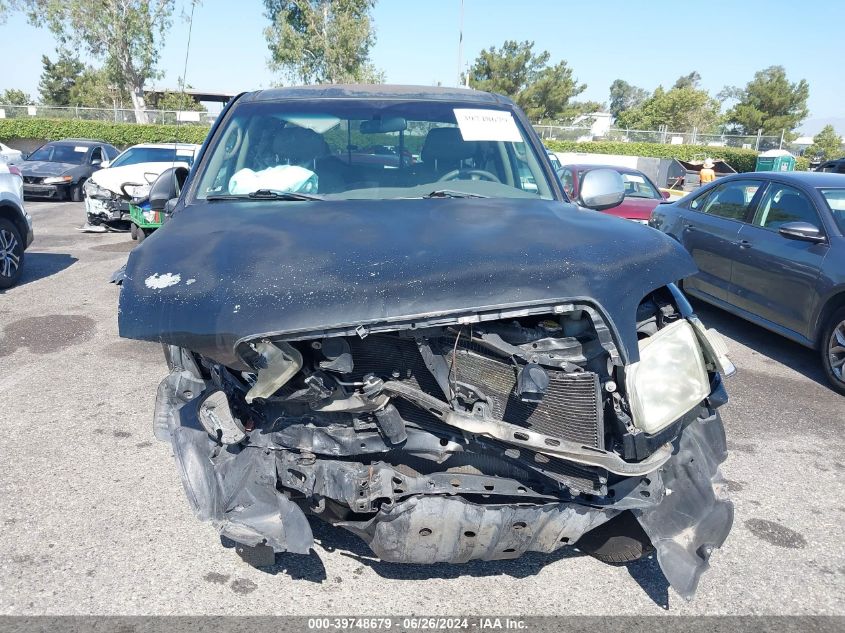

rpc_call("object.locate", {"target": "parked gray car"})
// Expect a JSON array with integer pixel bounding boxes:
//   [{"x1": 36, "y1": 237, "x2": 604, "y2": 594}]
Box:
[
  {"x1": 651, "y1": 171, "x2": 845, "y2": 394},
  {"x1": 21, "y1": 139, "x2": 120, "y2": 201}
]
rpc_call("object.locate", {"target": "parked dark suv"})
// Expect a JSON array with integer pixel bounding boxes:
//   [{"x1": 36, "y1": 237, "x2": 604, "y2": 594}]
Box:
[
  {"x1": 117, "y1": 85, "x2": 735, "y2": 599},
  {"x1": 651, "y1": 171, "x2": 845, "y2": 394}
]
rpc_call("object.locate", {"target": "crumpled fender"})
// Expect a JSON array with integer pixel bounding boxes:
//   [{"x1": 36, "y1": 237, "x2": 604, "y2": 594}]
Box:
[
  {"x1": 161, "y1": 369, "x2": 313, "y2": 555},
  {"x1": 636, "y1": 410, "x2": 733, "y2": 600}
]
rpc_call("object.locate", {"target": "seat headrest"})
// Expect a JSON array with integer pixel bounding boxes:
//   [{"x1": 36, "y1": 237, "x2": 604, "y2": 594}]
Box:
[
  {"x1": 273, "y1": 126, "x2": 330, "y2": 165},
  {"x1": 420, "y1": 127, "x2": 478, "y2": 164}
]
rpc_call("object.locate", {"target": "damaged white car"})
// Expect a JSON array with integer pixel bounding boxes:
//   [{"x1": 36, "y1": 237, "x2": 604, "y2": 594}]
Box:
[
  {"x1": 83, "y1": 143, "x2": 199, "y2": 230},
  {"x1": 117, "y1": 85, "x2": 735, "y2": 600}
]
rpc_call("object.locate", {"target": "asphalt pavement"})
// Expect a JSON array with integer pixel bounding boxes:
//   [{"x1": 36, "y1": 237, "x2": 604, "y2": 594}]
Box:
[{"x1": 0, "y1": 200, "x2": 843, "y2": 615}]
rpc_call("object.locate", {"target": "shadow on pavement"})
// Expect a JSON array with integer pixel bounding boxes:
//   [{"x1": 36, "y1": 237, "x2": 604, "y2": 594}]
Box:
[
  {"x1": 1, "y1": 252, "x2": 77, "y2": 291},
  {"x1": 227, "y1": 516, "x2": 670, "y2": 606},
  {"x1": 625, "y1": 555, "x2": 670, "y2": 609},
  {"x1": 691, "y1": 298, "x2": 830, "y2": 391}
]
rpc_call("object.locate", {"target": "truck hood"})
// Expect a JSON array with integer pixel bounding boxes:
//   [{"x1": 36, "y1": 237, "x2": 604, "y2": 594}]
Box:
[
  {"x1": 118, "y1": 198, "x2": 697, "y2": 367},
  {"x1": 21, "y1": 160, "x2": 75, "y2": 177},
  {"x1": 91, "y1": 161, "x2": 191, "y2": 195}
]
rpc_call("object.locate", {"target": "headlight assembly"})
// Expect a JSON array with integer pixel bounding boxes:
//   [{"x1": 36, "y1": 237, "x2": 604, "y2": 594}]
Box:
[
  {"x1": 43, "y1": 175, "x2": 73, "y2": 184},
  {"x1": 625, "y1": 319, "x2": 710, "y2": 434},
  {"x1": 123, "y1": 184, "x2": 151, "y2": 199},
  {"x1": 83, "y1": 180, "x2": 112, "y2": 198}
]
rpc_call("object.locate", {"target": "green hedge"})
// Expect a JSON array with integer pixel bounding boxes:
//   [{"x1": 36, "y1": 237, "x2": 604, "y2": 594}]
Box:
[
  {"x1": 2, "y1": 119, "x2": 810, "y2": 173},
  {"x1": 544, "y1": 140, "x2": 761, "y2": 173},
  {"x1": 0, "y1": 118, "x2": 211, "y2": 147}
]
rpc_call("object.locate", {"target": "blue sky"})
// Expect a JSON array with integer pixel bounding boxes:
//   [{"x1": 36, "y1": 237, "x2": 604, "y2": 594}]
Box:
[{"x1": 1, "y1": 0, "x2": 843, "y2": 133}]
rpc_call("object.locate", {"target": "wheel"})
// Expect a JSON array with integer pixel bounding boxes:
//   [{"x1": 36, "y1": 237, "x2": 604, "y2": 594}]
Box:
[
  {"x1": 0, "y1": 218, "x2": 24, "y2": 289},
  {"x1": 820, "y1": 306, "x2": 845, "y2": 395},
  {"x1": 576, "y1": 511, "x2": 654, "y2": 564},
  {"x1": 130, "y1": 223, "x2": 138, "y2": 240},
  {"x1": 136, "y1": 227, "x2": 147, "y2": 244},
  {"x1": 71, "y1": 178, "x2": 86, "y2": 202}
]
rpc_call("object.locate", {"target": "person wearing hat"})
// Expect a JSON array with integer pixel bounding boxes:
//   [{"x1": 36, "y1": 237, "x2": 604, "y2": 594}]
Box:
[{"x1": 700, "y1": 158, "x2": 716, "y2": 185}]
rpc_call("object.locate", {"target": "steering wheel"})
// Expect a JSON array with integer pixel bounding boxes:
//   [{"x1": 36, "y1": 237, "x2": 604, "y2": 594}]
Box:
[{"x1": 438, "y1": 168, "x2": 501, "y2": 183}]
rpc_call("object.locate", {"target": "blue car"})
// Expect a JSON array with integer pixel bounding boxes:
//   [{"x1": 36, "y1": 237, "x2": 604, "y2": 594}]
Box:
[{"x1": 651, "y1": 171, "x2": 845, "y2": 394}]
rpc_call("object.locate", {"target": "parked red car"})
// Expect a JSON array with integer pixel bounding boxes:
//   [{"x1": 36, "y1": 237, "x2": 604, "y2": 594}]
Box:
[{"x1": 557, "y1": 164, "x2": 669, "y2": 223}]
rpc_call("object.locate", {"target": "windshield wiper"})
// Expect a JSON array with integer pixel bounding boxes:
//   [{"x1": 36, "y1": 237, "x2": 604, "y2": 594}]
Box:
[
  {"x1": 420, "y1": 189, "x2": 488, "y2": 199},
  {"x1": 206, "y1": 189, "x2": 323, "y2": 201}
]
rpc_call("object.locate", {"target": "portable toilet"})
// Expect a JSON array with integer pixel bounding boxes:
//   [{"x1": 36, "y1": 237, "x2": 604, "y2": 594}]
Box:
[{"x1": 756, "y1": 149, "x2": 796, "y2": 172}]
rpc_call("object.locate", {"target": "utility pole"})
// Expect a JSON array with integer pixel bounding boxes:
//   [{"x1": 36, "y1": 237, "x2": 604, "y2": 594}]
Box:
[{"x1": 457, "y1": 0, "x2": 464, "y2": 87}]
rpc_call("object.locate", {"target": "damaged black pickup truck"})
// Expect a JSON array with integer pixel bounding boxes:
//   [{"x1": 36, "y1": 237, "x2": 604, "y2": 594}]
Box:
[{"x1": 118, "y1": 85, "x2": 734, "y2": 599}]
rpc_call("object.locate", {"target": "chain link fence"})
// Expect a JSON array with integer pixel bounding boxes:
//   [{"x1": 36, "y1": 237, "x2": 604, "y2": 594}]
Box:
[
  {"x1": 1, "y1": 103, "x2": 792, "y2": 152},
  {"x1": 533, "y1": 123, "x2": 784, "y2": 151},
  {"x1": 0, "y1": 104, "x2": 217, "y2": 125}
]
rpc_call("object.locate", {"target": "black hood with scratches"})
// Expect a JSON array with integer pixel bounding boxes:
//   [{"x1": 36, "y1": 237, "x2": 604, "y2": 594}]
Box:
[{"x1": 118, "y1": 197, "x2": 697, "y2": 368}]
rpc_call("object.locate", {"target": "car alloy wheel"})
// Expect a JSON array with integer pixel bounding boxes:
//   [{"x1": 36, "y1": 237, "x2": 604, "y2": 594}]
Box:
[
  {"x1": 829, "y1": 318, "x2": 845, "y2": 384},
  {"x1": 0, "y1": 227, "x2": 21, "y2": 277}
]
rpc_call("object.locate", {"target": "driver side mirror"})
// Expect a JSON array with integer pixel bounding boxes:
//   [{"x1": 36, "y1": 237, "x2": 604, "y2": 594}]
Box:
[
  {"x1": 149, "y1": 166, "x2": 190, "y2": 213},
  {"x1": 778, "y1": 221, "x2": 826, "y2": 244},
  {"x1": 579, "y1": 169, "x2": 625, "y2": 211}
]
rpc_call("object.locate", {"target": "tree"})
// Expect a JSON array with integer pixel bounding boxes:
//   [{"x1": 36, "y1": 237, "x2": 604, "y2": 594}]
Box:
[
  {"x1": 0, "y1": 89, "x2": 34, "y2": 105},
  {"x1": 38, "y1": 51, "x2": 84, "y2": 106},
  {"x1": 67, "y1": 66, "x2": 128, "y2": 108},
  {"x1": 518, "y1": 61, "x2": 586, "y2": 121},
  {"x1": 723, "y1": 66, "x2": 809, "y2": 139},
  {"x1": 467, "y1": 40, "x2": 586, "y2": 121},
  {"x1": 615, "y1": 85, "x2": 720, "y2": 132},
  {"x1": 805, "y1": 125, "x2": 843, "y2": 161},
  {"x1": 263, "y1": 0, "x2": 382, "y2": 84},
  {"x1": 673, "y1": 71, "x2": 701, "y2": 90},
  {"x1": 16, "y1": 0, "x2": 179, "y2": 123},
  {"x1": 609, "y1": 79, "x2": 647, "y2": 119}
]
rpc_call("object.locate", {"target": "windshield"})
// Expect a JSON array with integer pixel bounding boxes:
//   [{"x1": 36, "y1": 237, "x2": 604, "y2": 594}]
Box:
[
  {"x1": 111, "y1": 146, "x2": 196, "y2": 168},
  {"x1": 618, "y1": 171, "x2": 660, "y2": 199},
  {"x1": 193, "y1": 99, "x2": 554, "y2": 201},
  {"x1": 819, "y1": 188, "x2": 845, "y2": 232},
  {"x1": 27, "y1": 143, "x2": 88, "y2": 164}
]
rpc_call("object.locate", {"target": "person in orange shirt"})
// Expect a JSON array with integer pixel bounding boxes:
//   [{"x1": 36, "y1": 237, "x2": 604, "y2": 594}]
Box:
[{"x1": 699, "y1": 158, "x2": 716, "y2": 185}]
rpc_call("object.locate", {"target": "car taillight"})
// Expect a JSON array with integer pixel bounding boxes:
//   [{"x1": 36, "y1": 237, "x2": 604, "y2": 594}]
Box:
[{"x1": 8, "y1": 165, "x2": 21, "y2": 177}]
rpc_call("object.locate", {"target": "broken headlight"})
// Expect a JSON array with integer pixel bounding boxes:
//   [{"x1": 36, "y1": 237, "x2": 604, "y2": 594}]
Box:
[
  {"x1": 625, "y1": 319, "x2": 710, "y2": 434},
  {"x1": 83, "y1": 180, "x2": 114, "y2": 199},
  {"x1": 123, "y1": 183, "x2": 151, "y2": 199}
]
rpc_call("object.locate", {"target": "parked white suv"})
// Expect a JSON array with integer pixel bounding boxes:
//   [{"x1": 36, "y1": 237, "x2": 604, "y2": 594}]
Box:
[{"x1": 0, "y1": 160, "x2": 34, "y2": 288}]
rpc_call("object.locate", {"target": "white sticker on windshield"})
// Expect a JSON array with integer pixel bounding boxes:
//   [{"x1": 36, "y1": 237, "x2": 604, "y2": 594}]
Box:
[
  {"x1": 74, "y1": 146, "x2": 88, "y2": 152},
  {"x1": 453, "y1": 109, "x2": 522, "y2": 142},
  {"x1": 176, "y1": 149, "x2": 194, "y2": 156},
  {"x1": 624, "y1": 174, "x2": 645, "y2": 184}
]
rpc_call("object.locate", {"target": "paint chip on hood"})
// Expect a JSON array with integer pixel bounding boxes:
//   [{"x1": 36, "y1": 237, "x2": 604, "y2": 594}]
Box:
[{"x1": 145, "y1": 273, "x2": 181, "y2": 289}]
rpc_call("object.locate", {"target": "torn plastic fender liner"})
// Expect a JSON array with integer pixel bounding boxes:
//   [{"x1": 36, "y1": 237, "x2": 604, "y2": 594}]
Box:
[
  {"x1": 169, "y1": 397, "x2": 313, "y2": 555},
  {"x1": 636, "y1": 410, "x2": 733, "y2": 600}
]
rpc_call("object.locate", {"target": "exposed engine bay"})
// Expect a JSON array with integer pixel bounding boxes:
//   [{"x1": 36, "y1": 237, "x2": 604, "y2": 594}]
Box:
[{"x1": 153, "y1": 288, "x2": 733, "y2": 600}]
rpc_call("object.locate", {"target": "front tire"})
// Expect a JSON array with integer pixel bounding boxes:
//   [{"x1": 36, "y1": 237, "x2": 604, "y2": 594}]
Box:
[
  {"x1": 130, "y1": 223, "x2": 138, "y2": 240},
  {"x1": 576, "y1": 511, "x2": 654, "y2": 564},
  {"x1": 136, "y1": 227, "x2": 147, "y2": 244},
  {"x1": 820, "y1": 306, "x2": 845, "y2": 395},
  {"x1": 71, "y1": 178, "x2": 86, "y2": 202},
  {"x1": 0, "y1": 218, "x2": 24, "y2": 289}
]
